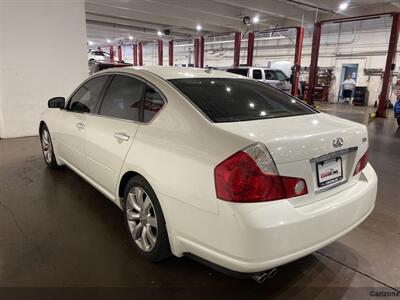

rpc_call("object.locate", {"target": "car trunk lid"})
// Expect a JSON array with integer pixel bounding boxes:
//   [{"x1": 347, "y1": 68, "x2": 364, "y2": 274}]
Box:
[{"x1": 214, "y1": 113, "x2": 369, "y2": 206}]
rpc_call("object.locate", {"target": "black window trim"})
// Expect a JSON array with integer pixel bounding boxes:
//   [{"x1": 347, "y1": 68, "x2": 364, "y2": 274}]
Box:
[{"x1": 65, "y1": 72, "x2": 167, "y2": 125}]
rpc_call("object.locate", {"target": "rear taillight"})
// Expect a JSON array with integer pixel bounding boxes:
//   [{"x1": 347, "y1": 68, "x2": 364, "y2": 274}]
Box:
[
  {"x1": 214, "y1": 143, "x2": 308, "y2": 203},
  {"x1": 353, "y1": 150, "x2": 368, "y2": 176}
]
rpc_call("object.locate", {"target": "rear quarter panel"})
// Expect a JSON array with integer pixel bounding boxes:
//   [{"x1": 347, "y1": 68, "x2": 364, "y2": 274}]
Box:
[{"x1": 119, "y1": 76, "x2": 252, "y2": 215}]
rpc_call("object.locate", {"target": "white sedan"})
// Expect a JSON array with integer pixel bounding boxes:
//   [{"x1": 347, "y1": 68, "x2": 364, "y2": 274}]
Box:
[{"x1": 40, "y1": 66, "x2": 377, "y2": 280}]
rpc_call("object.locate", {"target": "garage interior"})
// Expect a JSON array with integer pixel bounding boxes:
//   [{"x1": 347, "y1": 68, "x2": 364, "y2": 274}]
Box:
[{"x1": 0, "y1": 0, "x2": 400, "y2": 299}]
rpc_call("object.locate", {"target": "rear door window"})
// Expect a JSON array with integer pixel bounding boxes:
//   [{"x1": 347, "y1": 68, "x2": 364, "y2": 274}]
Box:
[
  {"x1": 252, "y1": 69, "x2": 263, "y2": 80},
  {"x1": 169, "y1": 78, "x2": 316, "y2": 123},
  {"x1": 98, "y1": 75, "x2": 144, "y2": 121}
]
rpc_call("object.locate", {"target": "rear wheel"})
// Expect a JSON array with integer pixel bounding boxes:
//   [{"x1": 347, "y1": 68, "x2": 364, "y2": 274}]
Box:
[
  {"x1": 40, "y1": 125, "x2": 59, "y2": 169},
  {"x1": 123, "y1": 176, "x2": 171, "y2": 262}
]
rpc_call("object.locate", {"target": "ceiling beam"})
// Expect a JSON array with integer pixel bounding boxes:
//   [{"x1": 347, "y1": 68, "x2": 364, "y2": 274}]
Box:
[
  {"x1": 86, "y1": 1, "x2": 237, "y2": 33},
  {"x1": 213, "y1": 0, "x2": 318, "y2": 24}
]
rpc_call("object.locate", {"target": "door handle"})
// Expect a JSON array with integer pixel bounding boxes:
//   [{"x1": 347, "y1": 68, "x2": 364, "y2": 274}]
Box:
[
  {"x1": 113, "y1": 132, "x2": 130, "y2": 141},
  {"x1": 76, "y1": 122, "x2": 85, "y2": 130}
]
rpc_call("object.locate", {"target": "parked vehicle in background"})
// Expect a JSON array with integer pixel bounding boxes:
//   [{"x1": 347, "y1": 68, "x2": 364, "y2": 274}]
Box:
[
  {"x1": 88, "y1": 50, "x2": 131, "y2": 75},
  {"x1": 264, "y1": 68, "x2": 291, "y2": 92},
  {"x1": 88, "y1": 50, "x2": 111, "y2": 63},
  {"x1": 226, "y1": 67, "x2": 291, "y2": 93},
  {"x1": 270, "y1": 61, "x2": 292, "y2": 79}
]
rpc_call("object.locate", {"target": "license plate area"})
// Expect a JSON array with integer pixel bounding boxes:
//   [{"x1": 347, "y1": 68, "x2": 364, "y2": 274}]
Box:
[{"x1": 316, "y1": 157, "x2": 343, "y2": 187}]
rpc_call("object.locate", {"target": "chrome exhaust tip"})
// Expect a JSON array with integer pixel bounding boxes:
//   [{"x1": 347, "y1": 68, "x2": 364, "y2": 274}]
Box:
[{"x1": 252, "y1": 268, "x2": 277, "y2": 284}]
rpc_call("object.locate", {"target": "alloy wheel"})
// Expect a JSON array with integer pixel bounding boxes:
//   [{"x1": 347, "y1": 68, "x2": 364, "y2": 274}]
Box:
[
  {"x1": 41, "y1": 129, "x2": 53, "y2": 164},
  {"x1": 126, "y1": 187, "x2": 158, "y2": 252}
]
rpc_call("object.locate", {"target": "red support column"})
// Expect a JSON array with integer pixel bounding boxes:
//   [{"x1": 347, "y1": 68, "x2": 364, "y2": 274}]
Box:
[
  {"x1": 377, "y1": 13, "x2": 400, "y2": 117},
  {"x1": 199, "y1": 36, "x2": 204, "y2": 68},
  {"x1": 194, "y1": 38, "x2": 199, "y2": 67},
  {"x1": 307, "y1": 22, "x2": 322, "y2": 105},
  {"x1": 133, "y1": 43, "x2": 138, "y2": 66},
  {"x1": 168, "y1": 40, "x2": 174, "y2": 66},
  {"x1": 233, "y1": 32, "x2": 241, "y2": 67},
  {"x1": 117, "y1": 45, "x2": 122, "y2": 62},
  {"x1": 247, "y1": 32, "x2": 255, "y2": 67},
  {"x1": 109, "y1": 45, "x2": 114, "y2": 62},
  {"x1": 138, "y1": 42, "x2": 143, "y2": 66},
  {"x1": 157, "y1": 40, "x2": 163, "y2": 66},
  {"x1": 291, "y1": 27, "x2": 304, "y2": 97}
]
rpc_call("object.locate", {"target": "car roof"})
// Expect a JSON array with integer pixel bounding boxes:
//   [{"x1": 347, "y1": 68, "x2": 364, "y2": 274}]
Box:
[{"x1": 100, "y1": 66, "x2": 243, "y2": 80}]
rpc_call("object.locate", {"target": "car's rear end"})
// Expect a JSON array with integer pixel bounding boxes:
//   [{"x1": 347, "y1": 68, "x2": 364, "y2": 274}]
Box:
[
  {"x1": 211, "y1": 116, "x2": 375, "y2": 273},
  {"x1": 169, "y1": 76, "x2": 377, "y2": 274}
]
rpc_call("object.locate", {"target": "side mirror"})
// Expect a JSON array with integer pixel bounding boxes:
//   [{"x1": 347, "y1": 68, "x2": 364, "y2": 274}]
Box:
[{"x1": 48, "y1": 97, "x2": 65, "y2": 109}]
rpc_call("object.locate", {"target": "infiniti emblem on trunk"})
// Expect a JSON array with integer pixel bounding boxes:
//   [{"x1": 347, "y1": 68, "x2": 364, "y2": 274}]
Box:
[{"x1": 332, "y1": 137, "x2": 344, "y2": 148}]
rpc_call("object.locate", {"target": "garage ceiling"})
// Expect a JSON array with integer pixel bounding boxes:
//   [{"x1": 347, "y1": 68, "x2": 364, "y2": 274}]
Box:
[{"x1": 86, "y1": 0, "x2": 400, "y2": 45}]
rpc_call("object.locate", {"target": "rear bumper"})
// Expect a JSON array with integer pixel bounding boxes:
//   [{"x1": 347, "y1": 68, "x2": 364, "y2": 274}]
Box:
[{"x1": 179, "y1": 163, "x2": 377, "y2": 273}]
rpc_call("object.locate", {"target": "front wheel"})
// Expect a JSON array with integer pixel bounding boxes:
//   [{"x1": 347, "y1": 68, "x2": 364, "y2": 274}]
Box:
[
  {"x1": 40, "y1": 125, "x2": 60, "y2": 169},
  {"x1": 123, "y1": 176, "x2": 171, "y2": 262}
]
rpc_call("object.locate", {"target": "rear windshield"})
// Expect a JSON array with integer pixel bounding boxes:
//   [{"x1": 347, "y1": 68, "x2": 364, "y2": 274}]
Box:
[
  {"x1": 169, "y1": 78, "x2": 316, "y2": 123},
  {"x1": 226, "y1": 68, "x2": 248, "y2": 76}
]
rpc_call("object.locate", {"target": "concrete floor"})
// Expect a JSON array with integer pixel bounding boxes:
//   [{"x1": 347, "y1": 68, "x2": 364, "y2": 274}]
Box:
[{"x1": 1, "y1": 103, "x2": 399, "y2": 299}]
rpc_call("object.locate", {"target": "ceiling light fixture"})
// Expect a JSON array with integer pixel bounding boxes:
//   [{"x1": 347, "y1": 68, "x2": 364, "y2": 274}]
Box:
[
  {"x1": 107, "y1": 39, "x2": 112, "y2": 43},
  {"x1": 157, "y1": 30, "x2": 162, "y2": 36},
  {"x1": 128, "y1": 35, "x2": 133, "y2": 40},
  {"x1": 252, "y1": 16, "x2": 260, "y2": 24},
  {"x1": 339, "y1": 2, "x2": 349, "y2": 10},
  {"x1": 88, "y1": 41, "x2": 94, "y2": 46},
  {"x1": 196, "y1": 24, "x2": 202, "y2": 31}
]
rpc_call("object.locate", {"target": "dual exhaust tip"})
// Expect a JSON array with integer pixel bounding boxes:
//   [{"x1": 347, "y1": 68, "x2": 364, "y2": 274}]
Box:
[
  {"x1": 183, "y1": 252, "x2": 277, "y2": 284},
  {"x1": 252, "y1": 268, "x2": 278, "y2": 284}
]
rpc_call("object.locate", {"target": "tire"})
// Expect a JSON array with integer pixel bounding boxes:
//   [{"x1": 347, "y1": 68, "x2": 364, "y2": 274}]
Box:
[
  {"x1": 123, "y1": 176, "x2": 171, "y2": 262},
  {"x1": 40, "y1": 125, "x2": 60, "y2": 169},
  {"x1": 397, "y1": 118, "x2": 400, "y2": 126}
]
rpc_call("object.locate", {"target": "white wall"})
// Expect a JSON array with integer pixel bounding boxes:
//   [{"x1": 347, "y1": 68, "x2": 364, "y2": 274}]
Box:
[{"x1": 0, "y1": 1, "x2": 88, "y2": 138}]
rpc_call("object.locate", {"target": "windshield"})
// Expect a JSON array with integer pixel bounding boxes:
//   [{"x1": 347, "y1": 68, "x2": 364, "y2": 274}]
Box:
[
  {"x1": 169, "y1": 78, "x2": 316, "y2": 123},
  {"x1": 275, "y1": 70, "x2": 288, "y2": 81}
]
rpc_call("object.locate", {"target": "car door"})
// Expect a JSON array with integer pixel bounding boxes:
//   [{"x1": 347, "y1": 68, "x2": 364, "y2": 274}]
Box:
[
  {"x1": 85, "y1": 74, "x2": 165, "y2": 195},
  {"x1": 55, "y1": 75, "x2": 110, "y2": 173}
]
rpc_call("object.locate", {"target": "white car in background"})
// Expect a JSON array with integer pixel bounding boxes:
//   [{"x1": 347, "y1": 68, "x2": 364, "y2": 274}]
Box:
[
  {"x1": 88, "y1": 50, "x2": 112, "y2": 63},
  {"x1": 226, "y1": 67, "x2": 292, "y2": 92},
  {"x1": 39, "y1": 67, "x2": 377, "y2": 281}
]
